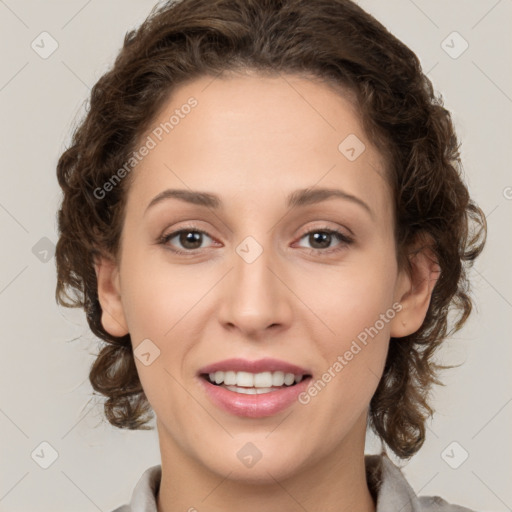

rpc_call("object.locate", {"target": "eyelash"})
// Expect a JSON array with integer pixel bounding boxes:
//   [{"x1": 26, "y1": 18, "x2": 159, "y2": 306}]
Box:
[{"x1": 156, "y1": 224, "x2": 354, "y2": 257}]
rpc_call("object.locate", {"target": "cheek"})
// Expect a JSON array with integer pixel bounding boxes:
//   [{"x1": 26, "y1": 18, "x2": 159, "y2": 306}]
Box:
[
  {"x1": 118, "y1": 247, "x2": 217, "y2": 402},
  {"x1": 299, "y1": 286, "x2": 394, "y2": 447},
  {"x1": 298, "y1": 242, "x2": 397, "y2": 400},
  {"x1": 299, "y1": 243, "x2": 398, "y2": 340},
  {"x1": 119, "y1": 246, "x2": 207, "y2": 340}
]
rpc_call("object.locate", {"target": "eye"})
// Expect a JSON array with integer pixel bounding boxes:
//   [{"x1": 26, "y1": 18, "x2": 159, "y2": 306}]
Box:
[
  {"x1": 158, "y1": 227, "x2": 214, "y2": 254},
  {"x1": 157, "y1": 225, "x2": 354, "y2": 256},
  {"x1": 295, "y1": 227, "x2": 354, "y2": 255}
]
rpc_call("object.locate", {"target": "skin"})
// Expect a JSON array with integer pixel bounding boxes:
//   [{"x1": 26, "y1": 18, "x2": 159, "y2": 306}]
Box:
[{"x1": 95, "y1": 71, "x2": 438, "y2": 512}]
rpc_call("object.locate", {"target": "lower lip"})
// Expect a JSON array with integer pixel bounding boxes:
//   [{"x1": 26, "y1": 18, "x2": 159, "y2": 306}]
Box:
[{"x1": 198, "y1": 375, "x2": 312, "y2": 418}]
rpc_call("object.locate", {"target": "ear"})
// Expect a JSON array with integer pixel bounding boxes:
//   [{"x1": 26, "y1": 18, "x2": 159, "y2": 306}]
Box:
[
  {"x1": 94, "y1": 255, "x2": 129, "y2": 337},
  {"x1": 390, "y1": 236, "x2": 441, "y2": 338}
]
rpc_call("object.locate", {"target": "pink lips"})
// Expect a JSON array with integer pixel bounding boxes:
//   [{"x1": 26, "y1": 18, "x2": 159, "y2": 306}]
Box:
[
  {"x1": 198, "y1": 357, "x2": 310, "y2": 375},
  {"x1": 197, "y1": 357, "x2": 312, "y2": 418}
]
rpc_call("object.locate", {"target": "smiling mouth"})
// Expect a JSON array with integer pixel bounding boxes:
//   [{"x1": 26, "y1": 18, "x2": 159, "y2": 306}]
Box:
[{"x1": 200, "y1": 370, "x2": 312, "y2": 395}]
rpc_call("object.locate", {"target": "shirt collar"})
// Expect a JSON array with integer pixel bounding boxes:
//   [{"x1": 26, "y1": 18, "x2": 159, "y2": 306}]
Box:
[
  {"x1": 119, "y1": 454, "x2": 425, "y2": 512},
  {"x1": 365, "y1": 454, "x2": 423, "y2": 512}
]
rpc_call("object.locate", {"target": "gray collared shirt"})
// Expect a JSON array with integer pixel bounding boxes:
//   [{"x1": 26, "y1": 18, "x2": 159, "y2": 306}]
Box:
[{"x1": 111, "y1": 454, "x2": 475, "y2": 511}]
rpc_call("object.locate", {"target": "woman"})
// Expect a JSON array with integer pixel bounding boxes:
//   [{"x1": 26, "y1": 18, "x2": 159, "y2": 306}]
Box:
[{"x1": 54, "y1": 0, "x2": 487, "y2": 510}]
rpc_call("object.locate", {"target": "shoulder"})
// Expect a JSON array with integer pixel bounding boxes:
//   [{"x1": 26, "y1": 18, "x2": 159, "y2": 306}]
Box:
[
  {"x1": 365, "y1": 454, "x2": 477, "y2": 512},
  {"x1": 109, "y1": 464, "x2": 162, "y2": 512},
  {"x1": 417, "y1": 495, "x2": 476, "y2": 512}
]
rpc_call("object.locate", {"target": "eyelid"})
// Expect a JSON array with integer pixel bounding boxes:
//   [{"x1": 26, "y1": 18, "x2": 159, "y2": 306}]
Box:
[
  {"x1": 158, "y1": 222, "x2": 354, "y2": 256},
  {"x1": 157, "y1": 225, "x2": 216, "y2": 253},
  {"x1": 294, "y1": 225, "x2": 354, "y2": 254}
]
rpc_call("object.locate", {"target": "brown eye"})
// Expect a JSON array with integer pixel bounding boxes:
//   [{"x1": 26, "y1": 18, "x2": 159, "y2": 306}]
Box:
[
  {"x1": 176, "y1": 231, "x2": 203, "y2": 250},
  {"x1": 308, "y1": 231, "x2": 333, "y2": 249},
  {"x1": 296, "y1": 228, "x2": 354, "y2": 255},
  {"x1": 159, "y1": 228, "x2": 214, "y2": 253}
]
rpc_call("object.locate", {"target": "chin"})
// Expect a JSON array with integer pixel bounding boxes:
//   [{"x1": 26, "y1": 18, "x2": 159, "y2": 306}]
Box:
[
  {"x1": 189, "y1": 433, "x2": 315, "y2": 484},
  {"x1": 207, "y1": 453, "x2": 305, "y2": 484}
]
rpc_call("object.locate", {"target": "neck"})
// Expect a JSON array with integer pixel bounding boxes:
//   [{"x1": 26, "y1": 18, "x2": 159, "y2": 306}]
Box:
[{"x1": 156, "y1": 413, "x2": 376, "y2": 512}]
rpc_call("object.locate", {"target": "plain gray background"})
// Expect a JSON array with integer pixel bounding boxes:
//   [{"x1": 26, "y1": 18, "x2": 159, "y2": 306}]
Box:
[{"x1": 0, "y1": 0, "x2": 511, "y2": 511}]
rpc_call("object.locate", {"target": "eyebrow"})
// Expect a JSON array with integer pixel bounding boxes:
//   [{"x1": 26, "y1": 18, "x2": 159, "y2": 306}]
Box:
[{"x1": 144, "y1": 187, "x2": 373, "y2": 218}]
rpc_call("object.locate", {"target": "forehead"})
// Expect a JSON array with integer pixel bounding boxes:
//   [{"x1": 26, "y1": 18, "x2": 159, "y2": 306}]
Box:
[{"x1": 126, "y1": 71, "x2": 390, "y2": 217}]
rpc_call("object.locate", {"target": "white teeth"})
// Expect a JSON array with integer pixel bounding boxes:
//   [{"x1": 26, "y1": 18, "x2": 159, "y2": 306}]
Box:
[
  {"x1": 206, "y1": 370, "x2": 305, "y2": 387},
  {"x1": 236, "y1": 371, "x2": 254, "y2": 387},
  {"x1": 272, "y1": 371, "x2": 285, "y2": 386},
  {"x1": 224, "y1": 371, "x2": 237, "y2": 385},
  {"x1": 284, "y1": 373, "x2": 295, "y2": 386},
  {"x1": 254, "y1": 371, "x2": 272, "y2": 387},
  {"x1": 225, "y1": 385, "x2": 276, "y2": 394}
]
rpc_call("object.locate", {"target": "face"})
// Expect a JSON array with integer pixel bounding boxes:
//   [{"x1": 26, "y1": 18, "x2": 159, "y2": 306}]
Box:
[{"x1": 96, "y1": 71, "x2": 432, "y2": 484}]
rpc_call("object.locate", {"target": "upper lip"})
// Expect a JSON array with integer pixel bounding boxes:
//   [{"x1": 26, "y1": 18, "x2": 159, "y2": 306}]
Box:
[{"x1": 198, "y1": 358, "x2": 311, "y2": 376}]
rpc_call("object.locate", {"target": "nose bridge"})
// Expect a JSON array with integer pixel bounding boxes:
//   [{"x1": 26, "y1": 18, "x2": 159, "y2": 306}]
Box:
[{"x1": 220, "y1": 231, "x2": 290, "y2": 332}]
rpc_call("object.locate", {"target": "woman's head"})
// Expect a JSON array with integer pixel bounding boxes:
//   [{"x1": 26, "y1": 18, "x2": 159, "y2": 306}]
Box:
[{"x1": 55, "y1": 0, "x2": 486, "y2": 471}]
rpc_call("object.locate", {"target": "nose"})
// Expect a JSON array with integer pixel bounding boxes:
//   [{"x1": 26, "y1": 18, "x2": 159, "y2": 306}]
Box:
[{"x1": 217, "y1": 237, "x2": 293, "y2": 338}]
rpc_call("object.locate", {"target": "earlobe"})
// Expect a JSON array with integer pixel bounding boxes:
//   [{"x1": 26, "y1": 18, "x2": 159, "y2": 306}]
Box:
[
  {"x1": 390, "y1": 241, "x2": 441, "y2": 338},
  {"x1": 94, "y1": 255, "x2": 129, "y2": 337}
]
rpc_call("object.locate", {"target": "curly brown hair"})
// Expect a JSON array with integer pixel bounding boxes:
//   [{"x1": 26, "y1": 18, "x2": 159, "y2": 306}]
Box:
[{"x1": 55, "y1": 0, "x2": 487, "y2": 459}]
